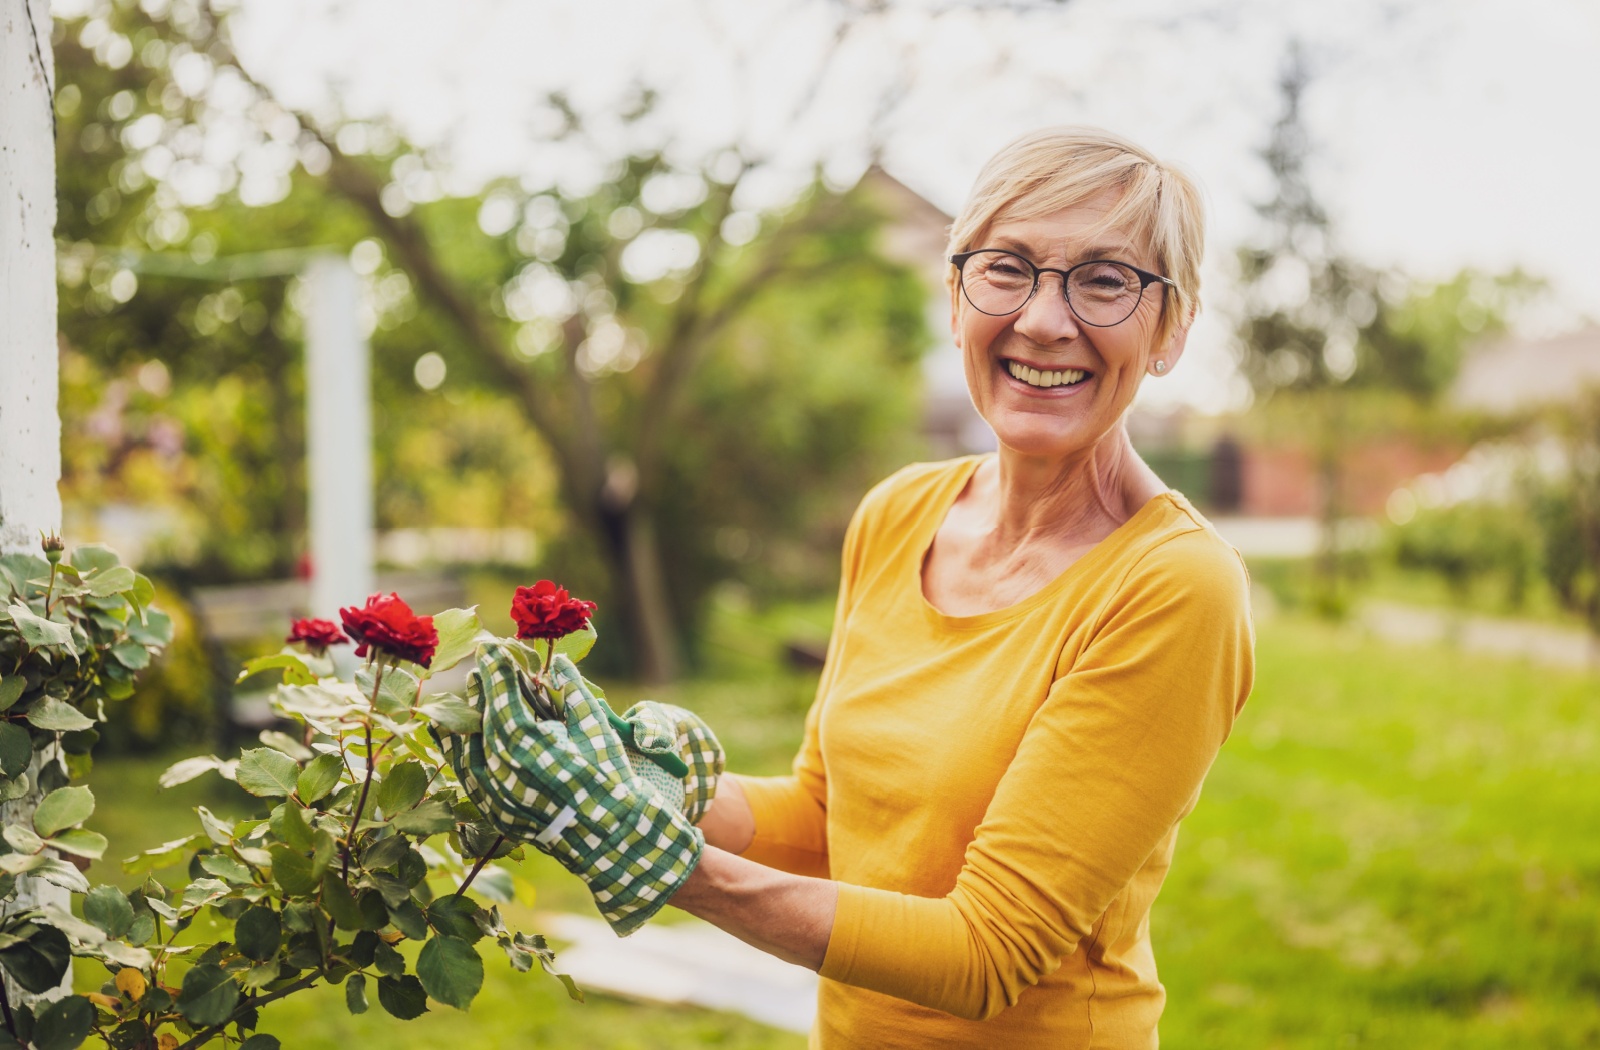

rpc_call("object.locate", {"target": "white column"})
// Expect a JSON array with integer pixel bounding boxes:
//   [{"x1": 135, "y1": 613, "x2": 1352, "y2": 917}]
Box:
[
  {"x1": 0, "y1": 0, "x2": 61, "y2": 554},
  {"x1": 0, "y1": 0, "x2": 70, "y2": 1007},
  {"x1": 303, "y1": 256, "x2": 374, "y2": 634}
]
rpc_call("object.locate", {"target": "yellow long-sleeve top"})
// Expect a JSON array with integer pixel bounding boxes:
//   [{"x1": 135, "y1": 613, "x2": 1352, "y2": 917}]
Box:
[{"x1": 734, "y1": 456, "x2": 1255, "y2": 1049}]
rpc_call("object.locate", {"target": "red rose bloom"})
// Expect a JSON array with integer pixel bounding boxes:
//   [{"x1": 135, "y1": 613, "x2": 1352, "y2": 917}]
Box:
[
  {"x1": 510, "y1": 580, "x2": 597, "y2": 641},
  {"x1": 339, "y1": 593, "x2": 439, "y2": 667},
  {"x1": 287, "y1": 618, "x2": 348, "y2": 652}
]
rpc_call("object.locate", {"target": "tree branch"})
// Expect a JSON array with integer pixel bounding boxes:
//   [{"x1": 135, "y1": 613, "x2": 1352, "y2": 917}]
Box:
[{"x1": 634, "y1": 192, "x2": 849, "y2": 491}]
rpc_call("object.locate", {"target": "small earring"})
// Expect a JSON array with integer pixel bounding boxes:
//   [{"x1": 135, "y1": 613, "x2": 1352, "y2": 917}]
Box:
[{"x1": 1152, "y1": 360, "x2": 1167, "y2": 375}]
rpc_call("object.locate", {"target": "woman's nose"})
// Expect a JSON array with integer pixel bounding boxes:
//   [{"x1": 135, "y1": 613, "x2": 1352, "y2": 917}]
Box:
[{"x1": 1012, "y1": 272, "x2": 1081, "y2": 343}]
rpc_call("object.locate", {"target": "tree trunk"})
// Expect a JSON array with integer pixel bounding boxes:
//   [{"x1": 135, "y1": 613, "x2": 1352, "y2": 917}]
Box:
[
  {"x1": 1312, "y1": 391, "x2": 1346, "y2": 618},
  {"x1": 595, "y1": 500, "x2": 680, "y2": 685},
  {"x1": 0, "y1": 0, "x2": 71, "y2": 1009}
]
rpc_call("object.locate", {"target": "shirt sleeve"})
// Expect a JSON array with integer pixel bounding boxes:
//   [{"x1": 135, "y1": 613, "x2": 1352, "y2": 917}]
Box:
[
  {"x1": 733, "y1": 490, "x2": 879, "y2": 878},
  {"x1": 817, "y1": 533, "x2": 1255, "y2": 1021}
]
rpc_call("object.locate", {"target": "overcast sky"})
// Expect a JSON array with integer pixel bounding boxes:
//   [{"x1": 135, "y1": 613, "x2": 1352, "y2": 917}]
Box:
[{"x1": 229, "y1": 0, "x2": 1600, "y2": 413}]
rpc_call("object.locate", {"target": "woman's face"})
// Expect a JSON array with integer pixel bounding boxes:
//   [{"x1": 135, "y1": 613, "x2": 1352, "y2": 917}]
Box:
[{"x1": 951, "y1": 191, "x2": 1187, "y2": 462}]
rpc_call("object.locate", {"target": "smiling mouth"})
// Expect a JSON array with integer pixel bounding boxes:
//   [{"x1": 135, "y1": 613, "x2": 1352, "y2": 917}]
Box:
[{"x1": 1002, "y1": 359, "x2": 1092, "y2": 389}]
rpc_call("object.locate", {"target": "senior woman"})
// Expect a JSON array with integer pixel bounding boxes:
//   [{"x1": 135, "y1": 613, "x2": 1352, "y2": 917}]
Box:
[{"x1": 450, "y1": 126, "x2": 1254, "y2": 1049}]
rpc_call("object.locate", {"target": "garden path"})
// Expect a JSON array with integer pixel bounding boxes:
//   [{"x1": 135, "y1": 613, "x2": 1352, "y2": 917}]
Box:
[
  {"x1": 1359, "y1": 600, "x2": 1598, "y2": 669},
  {"x1": 542, "y1": 912, "x2": 818, "y2": 1034}
]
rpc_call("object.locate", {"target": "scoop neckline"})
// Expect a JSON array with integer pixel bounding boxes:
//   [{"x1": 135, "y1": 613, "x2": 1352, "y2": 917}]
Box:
[{"x1": 914, "y1": 455, "x2": 1178, "y2": 631}]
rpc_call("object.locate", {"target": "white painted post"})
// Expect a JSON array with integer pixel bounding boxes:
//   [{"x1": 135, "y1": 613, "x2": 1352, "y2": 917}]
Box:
[
  {"x1": 0, "y1": 0, "x2": 72, "y2": 1009},
  {"x1": 0, "y1": 0, "x2": 61, "y2": 554},
  {"x1": 302, "y1": 256, "x2": 374, "y2": 641}
]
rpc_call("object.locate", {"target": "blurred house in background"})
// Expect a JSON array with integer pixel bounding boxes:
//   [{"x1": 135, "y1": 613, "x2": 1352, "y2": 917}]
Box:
[{"x1": 1450, "y1": 324, "x2": 1600, "y2": 415}]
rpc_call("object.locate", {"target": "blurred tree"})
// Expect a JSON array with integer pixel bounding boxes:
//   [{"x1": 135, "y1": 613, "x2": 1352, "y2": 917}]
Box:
[
  {"x1": 1235, "y1": 42, "x2": 1532, "y2": 614},
  {"x1": 1529, "y1": 393, "x2": 1600, "y2": 639},
  {"x1": 53, "y1": 0, "x2": 928, "y2": 681}
]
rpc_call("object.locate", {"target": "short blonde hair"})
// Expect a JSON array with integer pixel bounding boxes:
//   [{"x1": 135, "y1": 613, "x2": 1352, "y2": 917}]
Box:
[{"x1": 946, "y1": 127, "x2": 1206, "y2": 341}]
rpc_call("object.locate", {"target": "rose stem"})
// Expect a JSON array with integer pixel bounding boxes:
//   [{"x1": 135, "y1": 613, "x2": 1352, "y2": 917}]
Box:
[
  {"x1": 342, "y1": 658, "x2": 383, "y2": 878},
  {"x1": 453, "y1": 835, "x2": 506, "y2": 898}
]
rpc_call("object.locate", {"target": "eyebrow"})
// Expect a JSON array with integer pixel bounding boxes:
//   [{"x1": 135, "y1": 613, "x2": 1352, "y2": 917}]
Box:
[{"x1": 987, "y1": 236, "x2": 1146, "y2": 265}]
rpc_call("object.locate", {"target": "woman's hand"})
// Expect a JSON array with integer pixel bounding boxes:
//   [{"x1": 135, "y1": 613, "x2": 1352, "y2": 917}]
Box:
[{"x1": 618, "y1": 700, "x2": 724, "y2": 823}]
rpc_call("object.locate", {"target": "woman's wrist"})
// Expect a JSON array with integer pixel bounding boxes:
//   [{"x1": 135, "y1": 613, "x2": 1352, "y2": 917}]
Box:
[
  {"x1": 697, "y1": 773, "x2": 756, "y2": 853},
  {"x1": 672, "y1": 846, "x2": 837, "y2": 971}
]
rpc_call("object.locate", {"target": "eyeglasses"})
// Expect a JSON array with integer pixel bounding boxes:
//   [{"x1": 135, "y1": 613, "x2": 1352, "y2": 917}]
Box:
[{"x1": 949, "y1": 249, "x2": 1176, "y2": 328}]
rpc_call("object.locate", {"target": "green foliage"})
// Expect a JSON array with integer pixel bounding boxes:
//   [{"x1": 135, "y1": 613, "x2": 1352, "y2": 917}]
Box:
[
  {"x1": 0, "y1": 538, "x2": 171, "y2": 802},
  {"x1": 1388, "y1": 501, "x2": 1540, "y2": 607},
  {"x1": 1526, "y1": 392, "x2": 1600, "y2": 636},
  {"x1": 0, "y1": 594, "x2": 582, "y2": 1050}
]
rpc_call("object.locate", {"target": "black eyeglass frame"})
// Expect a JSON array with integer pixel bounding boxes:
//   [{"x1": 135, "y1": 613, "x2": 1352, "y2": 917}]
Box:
[{"x1": 948, "y1": 249, "x2": 1178, "y2": 327}]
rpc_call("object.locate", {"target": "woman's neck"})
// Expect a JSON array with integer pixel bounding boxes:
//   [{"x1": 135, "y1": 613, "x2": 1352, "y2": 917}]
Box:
[{"x1": 981, "y1": 425, "x2": 1162, "y2": 547}]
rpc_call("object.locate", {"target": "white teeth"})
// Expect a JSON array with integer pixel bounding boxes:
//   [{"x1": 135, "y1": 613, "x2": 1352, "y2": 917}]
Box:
[{"x1": 1006, "y1": 361, "x2": 1087, "y2": 388}]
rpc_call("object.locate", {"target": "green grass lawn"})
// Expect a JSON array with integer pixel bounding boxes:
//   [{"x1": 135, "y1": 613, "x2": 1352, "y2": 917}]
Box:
[{"x1": 81, "y1": 606, "x2": 1600, "y2": 1047}]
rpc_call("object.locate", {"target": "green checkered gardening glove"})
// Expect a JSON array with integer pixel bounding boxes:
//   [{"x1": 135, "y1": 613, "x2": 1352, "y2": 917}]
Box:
[
  {"x1": 437, "y1": 642, "x2": 704, "y2": 935},
  {"x1": 616, "y1": 701, "x2": 724, "y2": 824}
]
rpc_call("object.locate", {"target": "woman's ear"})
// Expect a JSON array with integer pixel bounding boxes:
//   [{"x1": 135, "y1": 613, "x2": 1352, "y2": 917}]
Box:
[{"x1": 1150, "y1": 309, "x2": 1195, "y2": 375}]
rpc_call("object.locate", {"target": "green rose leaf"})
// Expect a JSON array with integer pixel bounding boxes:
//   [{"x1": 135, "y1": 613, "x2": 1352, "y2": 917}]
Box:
[
  {"x1": 3, "y1": 824, "x2": 43, "y2": 853},
  {"x1": 123, "y1": 833, "x2": 204, "y2": 875},
  {"x1": 390, "y1": 799, "x2": 454, "y2": 837},
  {"x1": 24, "y1": 697, "x2": 95, "y2": 733},
  {"x1": 46, "y1": 829, "x2": 107, "y2": 860},
  {"x1": 356, "y1": 665, "x2": 420, "y2": 718},
  {"x1": 240, "y1": 1036, "x2": 282, "y2": 1050},
  {"x1": 322, "y1": 872, "x2": 386, "y2": 931},
  {"x1": 345, "y1": 971, "x2": 369, "y2": 1015},
  {"x1": 417, "y1": 696, "x2": 480, "y2": 734},
  {"x1": 199, "y1": 854, "x2": 254, "y2": 884},
  {"x1": 83, "y1": 885, "x2": 135, "y2": 938},
  {"x1": 417, "y1": 934, "x2": 484, "y2": 1011},
  {"x1": 159, "y1": 755, "x2": 227, "y2": 789},
  {"x1": 176, "y1": 962, "x2": 241, "y2": 1027},
  {"x1": 387, "y1": 899, "x2": 429, "y2": 941},
  {"x1": 34, "y1": 785, "x2": 94, "y2": 837},
  {"x1": 236, "y1": 747, "x2": 300, "y2": 798},
  {"x1": 427, "y1": 608, "x2": 484, "y2": 675},
  {"x1": 311, "y1": 829, "x2": 337, "y2": 880},
  {"x1": 30, "y1": 993, "x2": 95, "y2": 1050},
  {"x1": 8, "y1": 604, "x2": 76, "y2": 652},
  {"x1": 373, "y1": 938, "x2": 405, "y2": 977},
  {"x1": 376, "y1": 974, "x2": 429, "y2": 1020},
  {"x1": 84, "y1": 565, "x2": 136, "y2": 597},
  {"x1": 426, "y1": 897, "x2": 485, "y2": 944},
  {"x1": 269, "y1": 845, "x2": 317, "y2": 896},
  {"x1": 269, "y1": 802, "x2": 315, "y2": 852},
  {"x1": 127, "y1": 608, "x2": 173, "y2": 647},
  {"x1": 0, "y1": 674, "x2": 25, "y2": 712},
  {"x1": 109, "y1": 639, "x2": 151, "y2": 670},
  {"x1": 196, "y1": 806, "x2": 235, "y2": 845},
  {"x1": 0, "y1": 924, "x2": 72, "y2": 993},
  {"x1": 376, "y1": 760, "x2": 427, "y2": 815},
  {"x1": 68, "y1": 544, "x2": 117, "y2": 573},
  {"x1": 0, "y1": 722, "x2": 31, "y2": 779},
  {"x1": 234, "y1": 905, "x2": 282, "y2": 961},
  {"x1": 296, "y1": 752, "x2": 345, "y2": 804},
  {"x1": 237, "y1": 653, "x2": 316, "y2": 687},
  {"x1": 555, "y1": 622, "x2": 597, "y2": 665}
]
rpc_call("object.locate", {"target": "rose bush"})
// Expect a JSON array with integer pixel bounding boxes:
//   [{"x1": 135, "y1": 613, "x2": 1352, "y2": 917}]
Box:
[{"x1": 0, "y1": 575, "x2": 608, "y2": 1050}]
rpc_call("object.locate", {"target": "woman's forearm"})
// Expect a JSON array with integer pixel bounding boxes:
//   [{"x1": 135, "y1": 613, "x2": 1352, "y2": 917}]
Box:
[
  {"x1": 670, "y1": 846, "x2": 838, "y2": 971},
  {"x1": 697, "y1": 773, "x2": 756, "y2": 853}
]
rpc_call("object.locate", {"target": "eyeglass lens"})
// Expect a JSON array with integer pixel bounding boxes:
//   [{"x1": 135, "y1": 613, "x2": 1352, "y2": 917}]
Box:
[{"x1": 960, "y1": 251, "x2": 1148, "y2": 326}]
